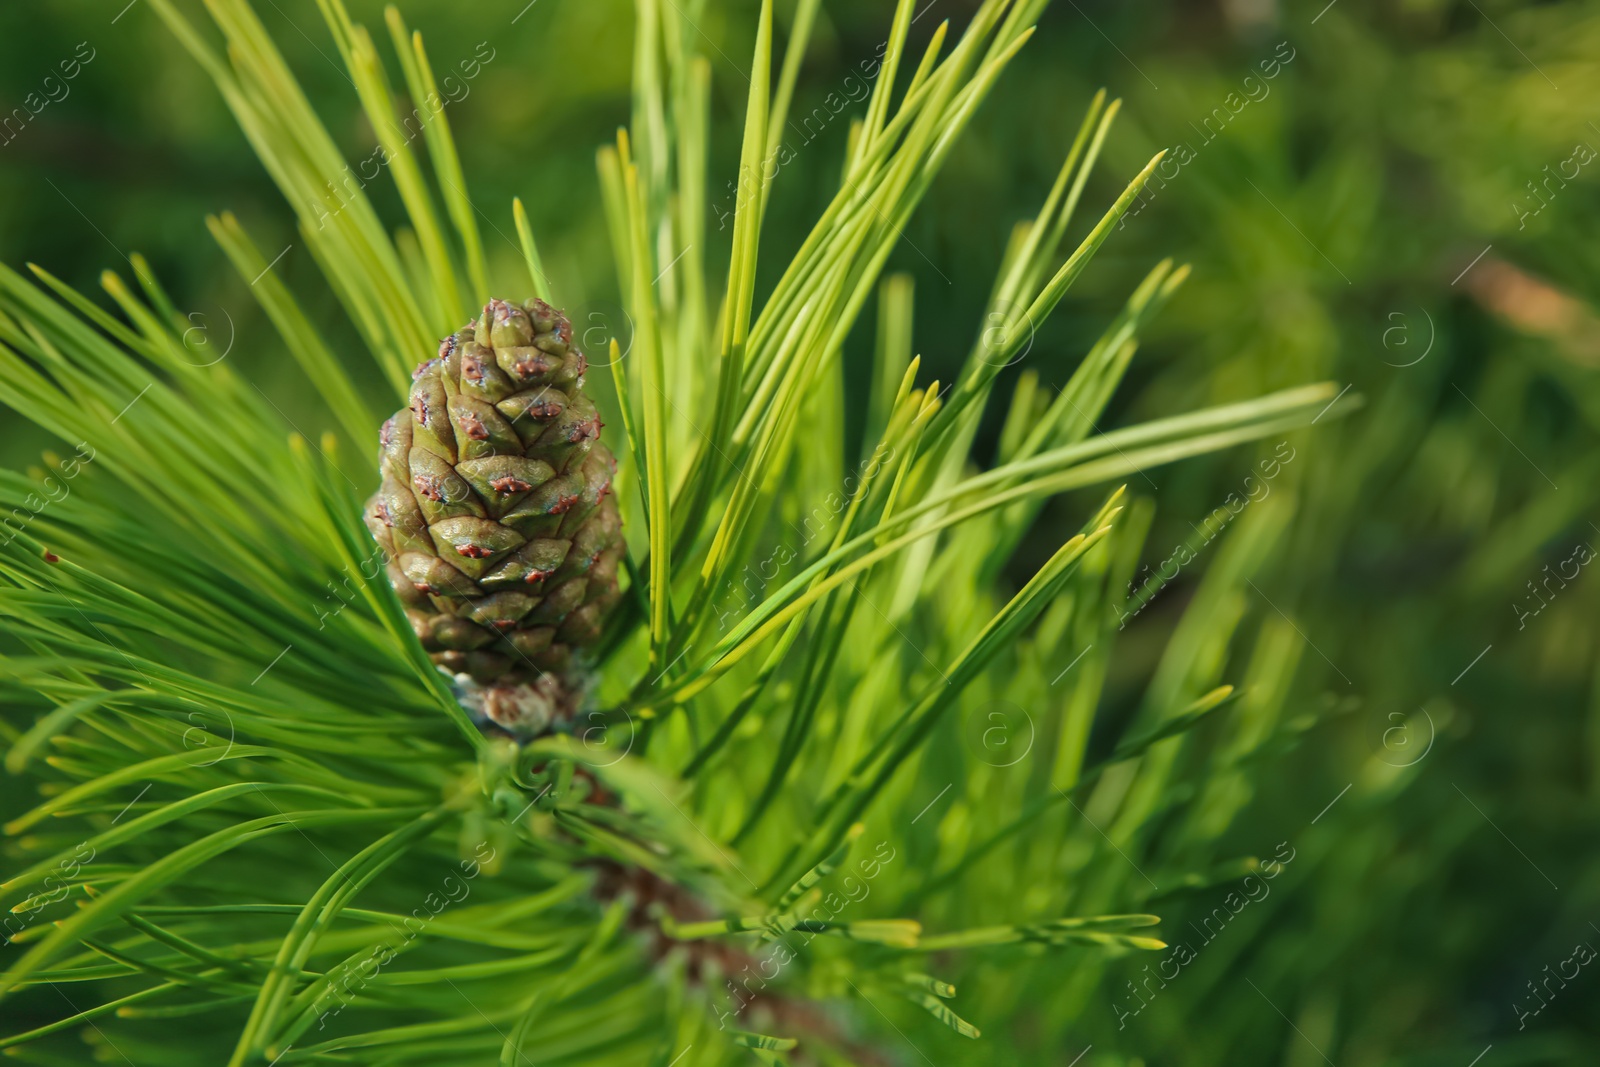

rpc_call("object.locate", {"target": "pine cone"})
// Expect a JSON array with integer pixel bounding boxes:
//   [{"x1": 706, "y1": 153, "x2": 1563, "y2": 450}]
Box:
[{"x1": 364, "y1": 298, "x2": 623, "y2": 736}]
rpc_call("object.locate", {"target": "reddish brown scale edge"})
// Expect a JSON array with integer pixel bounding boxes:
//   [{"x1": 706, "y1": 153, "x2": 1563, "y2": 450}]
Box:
[
  {"x1": 514, "y1": 355, "x2": 556, "y2": 378},
  {"x1": 490, "y1": 476, "x2": 533, "y2": 494}
]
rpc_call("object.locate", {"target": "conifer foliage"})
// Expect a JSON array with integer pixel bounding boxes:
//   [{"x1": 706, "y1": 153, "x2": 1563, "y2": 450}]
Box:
[{"x1": 0, "y1": 1, "x2": 1341, "y2": 1063}]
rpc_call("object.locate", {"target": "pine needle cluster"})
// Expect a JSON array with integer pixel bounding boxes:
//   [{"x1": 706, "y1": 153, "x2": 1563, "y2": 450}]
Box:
[{"x1": 0, "y1": 1, "x2": 1341, "y2": 1063}]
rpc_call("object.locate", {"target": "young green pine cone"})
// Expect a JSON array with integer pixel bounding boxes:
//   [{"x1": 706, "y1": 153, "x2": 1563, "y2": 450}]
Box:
[{"x1": 364, "y1": 298, "x2": 624, "y2": 736}]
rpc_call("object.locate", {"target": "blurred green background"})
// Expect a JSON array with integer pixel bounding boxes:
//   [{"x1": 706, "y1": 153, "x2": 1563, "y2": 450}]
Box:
[{"x1": 3, "y1": 0, "x2": 1596, "y2": 1062}]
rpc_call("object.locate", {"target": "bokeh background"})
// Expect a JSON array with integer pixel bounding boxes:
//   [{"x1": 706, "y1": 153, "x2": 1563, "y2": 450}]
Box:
[{"x1": 3, "y1": 0, "x2": 1596, "y2": 1062}]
